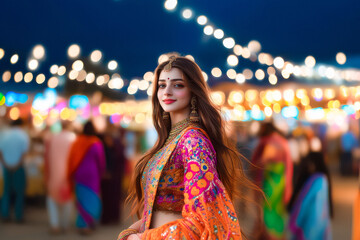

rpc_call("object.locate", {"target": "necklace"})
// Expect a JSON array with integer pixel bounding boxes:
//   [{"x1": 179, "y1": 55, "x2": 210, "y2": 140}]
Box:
[{"x1": 164, "y1": 117, "x2": 191, "y2": 145}]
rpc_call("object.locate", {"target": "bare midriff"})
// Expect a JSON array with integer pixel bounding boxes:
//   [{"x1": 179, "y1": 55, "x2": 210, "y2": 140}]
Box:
[{"x1": 150, "y1": 210, "x2": 183, "y2": 229}]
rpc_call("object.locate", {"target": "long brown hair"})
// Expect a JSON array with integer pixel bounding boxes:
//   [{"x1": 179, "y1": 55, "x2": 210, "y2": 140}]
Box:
[{"x1": 127, "y1": 56, "x2": 257, "y2": 218}]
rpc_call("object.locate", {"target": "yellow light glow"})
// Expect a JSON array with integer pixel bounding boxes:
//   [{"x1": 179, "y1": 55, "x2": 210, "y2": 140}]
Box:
[
  {"x1": 108, "y1": 60, "x2": 118, "y2": 70},
  {"x1": 28, "y1": 59, "x2": 39, "y2": 70},
  {"x1": 223, "y1": 37, "x2": 235, "y2": 49},
  {"x1": 305, "y1": 55, "x2": 316, "y2": 68},
  {"x1": 273, "y1": 103, "x2": 281, "y2": 113},
  {"x1": 243, "y1": 69, "x2": 253, "y2": 80},
  {"x1": 281, "y1": 70, "x2": 290, "y2": 79},
  {"x1": 197, "y1": 15, "x2": 207, "y2": 25},
  {"x1": 67, "y1": 44, "x2": 81, "y2": 58},
  {"x1": 301, "y1": 96, "x2": 310, "y2": 106},
  {"x1": 214, "y1": 29, "x2": 224, "y2": 39},
  {"x1": 340, "y1": 86, "x2": 348, "y2": 97},
  {"x1": 24, "y1": 72, "x2": 33, "y2": 83},
  {"x1": 264, "y1": 106, "x2": 272, "y2": 117},
  {"x1": 272, "y1": 90, "x2": 282, "y2": 101},
  {"x1": 36, "y1": 74, "x2": 46, "y2": 84},
  {"x1": 226, "y1": 69, "x2": 236, "y2": 80},
  {"x1": 245, "y1": 89, "x2": 258, "y2": 102},
  {"x1": 296, "y1": 89, "x2": 306, "y2": 99},
  {"x1": 204, "y1": 25, "x2": 214, "y2": 35},
  {"x1": 248, "y1": 40, "x2": 261, "y2": 53},
  {"x1": 255, "y1": 69, "x2": 265, "y2": 80},
  {"x1": 2, "y1": 71, "x2": 11, "y2": 82},
  {"x1": 273, "y1": 57, "x2": 285, "y2": 69},
  {"x1": 69, "y1": 70, "x2": 79, "y2": 80},
  {"x1": 49, "y1": 109, "x2": 59, "y2": 119},
  {"x1": 127, "y1": 85, "x2": 138, "y2": 95},
  {"x1": 96, "y1": 76, "x2": 105, "y2": 86},
  {"x1": 32, "y1": 114, "x2": 44, "y2": 128},
  {"x1": 233, "y1": 45, "x2": 243, "y2": 56},
  {"x1": 86, "y1": 72, "x2": 95, "y2": 83},
  {"x1": 60, "y1": 108, "x2": 70, "y2": 120},
  {"x1": 158, "y1": 54, "x2": 169, "y2": 64},
  {"x1": 57, "y1": 66, "x2": 66, "y2": 76},
  {"x1": 210, "y1": 91, "x2": 225, "y2": 106},
  {"x1": 324, "y1": 89, "x2": 335, "y2": 99},
  {"x1": 164, "y1": 0, "x2": 177, "y2": 10},
  {"x1": 284, "y1": 89, "x2": 295, "y2": 102},
  {"x1": 14, "y1": 71, "x2": 23, "y2": 83},
  {"x1": 336, "y1": 52, "x2": 346, "y2": 65},
  {"x1": 202, "y1": 71, "x2": 208, "y2": 82},
  {"x1": 267, "y1": 67, "x2": 276, "y2": 75},
  {"x1": 90, "y1": 50, "x2": 102, "y2": 63},
  {"x1": 241, "y1": 48, "x2": 251, "y2": 58},
  {"x1": 227, "y1": 55, "x2": 238, "y2": 66},
  {"x1": 32, "y1": 45, "x2": 45, "y2": 59},
  {"x1": 135, "y1": 113, "x2": 146, "y2": 124},
  {"x1": 50, "y1": 65, "x2": 59, "y2": 74},
  {"x1": 211, "y1": 67, "x2": 222, "y2": 77},
  {"x1": 9, "y1": 107, "x2": 20, "y2": 120},
  {"x1": 185, "y1": 55, "x2": 195, "y2": 61},
  {"x1": 333, "y1": 100, "x2": 340, "y2": 108},
  {"x1": 0, "y1": 48, "x2": 4, "y2": 60},
  {"x1": 10, "y1": 54, "x2": 19, "y2": 64},
  {"x1": 48, "y1": 77, "x2": 59, "y2": 88},
  {"x1": 72, "y1": 60, "x2": 84, "y2": 71},
  {"x1": 228, "y1": 91, "x2": 244, "y2": 105},
  {"x1": 143, "y1": 71, "x2": 154, "y2": 81},
  {"x1": 182, "y1": 9, "x2": 192, "y2": 19},
  {"x1": 76, "y1": 70, "x2": 87, "y2": 81},
  {"x1": 269, "y1": 74, "x2": 277, "y2": 85},
  {"x1": 139, "y1": 80, "x2": 150, "y2": 90},
  {"x1": 235, "y1": 73, "x2": 245, "y2": 84}
]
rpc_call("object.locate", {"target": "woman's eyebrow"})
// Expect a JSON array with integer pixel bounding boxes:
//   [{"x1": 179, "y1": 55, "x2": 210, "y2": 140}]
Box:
[{"x1": 158, "y1": 78, "x2": 184, "y2": 82}]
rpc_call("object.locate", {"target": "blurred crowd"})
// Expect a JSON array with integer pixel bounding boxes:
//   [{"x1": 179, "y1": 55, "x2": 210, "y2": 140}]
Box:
[{"x1": 0, "y1": 117, "x2": 359, "y2": 239}]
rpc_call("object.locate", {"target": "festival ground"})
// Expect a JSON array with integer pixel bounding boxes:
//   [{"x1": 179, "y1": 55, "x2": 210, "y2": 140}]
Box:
[{"x1": 0, "y1": 172, "x2": 357, "y2": 240}]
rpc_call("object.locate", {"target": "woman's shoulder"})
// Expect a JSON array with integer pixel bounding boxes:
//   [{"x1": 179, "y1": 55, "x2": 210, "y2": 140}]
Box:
[{"x1": 182, "y1": 127, "x2": 210, "y2": 142}]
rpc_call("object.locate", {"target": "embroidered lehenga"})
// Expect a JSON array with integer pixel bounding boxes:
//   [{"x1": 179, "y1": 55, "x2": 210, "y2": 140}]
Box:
[{"x1": 118, "y1": 119, "x2": 241, "y2": 239}]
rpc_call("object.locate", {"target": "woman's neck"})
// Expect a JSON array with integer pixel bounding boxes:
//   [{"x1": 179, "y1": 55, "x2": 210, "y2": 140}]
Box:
[{"x1": 170, "y1": 111, "x2": 190, "y2": 127}]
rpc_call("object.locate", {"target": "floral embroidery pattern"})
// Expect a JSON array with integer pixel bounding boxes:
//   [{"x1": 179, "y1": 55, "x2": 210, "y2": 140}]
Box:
[{"x1": 140, "y1": 127, "x2": 241, "y2": 239}]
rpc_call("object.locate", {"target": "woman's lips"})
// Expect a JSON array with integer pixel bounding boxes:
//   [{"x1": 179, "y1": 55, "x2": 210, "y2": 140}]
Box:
[{"x1": 163, "y1": 99, "x2": 176, "y2": 104}]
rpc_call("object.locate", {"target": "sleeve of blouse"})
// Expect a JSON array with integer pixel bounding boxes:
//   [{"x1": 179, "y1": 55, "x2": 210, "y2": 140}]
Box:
[{"x1": 142, "y1": 129, "x2": 242, "y2": 240}]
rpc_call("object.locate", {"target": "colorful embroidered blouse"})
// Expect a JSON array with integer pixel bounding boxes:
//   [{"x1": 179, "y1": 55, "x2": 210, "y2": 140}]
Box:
[{"x1": 140, "y1": 127, "x2": 242, "y2": 239}]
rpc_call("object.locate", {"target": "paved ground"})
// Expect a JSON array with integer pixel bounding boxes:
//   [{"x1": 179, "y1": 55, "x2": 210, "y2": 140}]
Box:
[{"x1": 0, "y1": 173, "x2": 358, "y2": 240}]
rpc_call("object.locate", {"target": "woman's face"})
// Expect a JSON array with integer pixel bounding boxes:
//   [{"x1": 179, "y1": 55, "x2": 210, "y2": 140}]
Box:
[{"x1": 157, "y1": 67, "x2": 191, "y2": 123}]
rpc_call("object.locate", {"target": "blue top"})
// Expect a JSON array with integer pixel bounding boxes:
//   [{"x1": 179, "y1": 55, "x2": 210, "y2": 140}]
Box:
[{"x1": 0, "y1": 127, "x2": 30, "y2": 168}]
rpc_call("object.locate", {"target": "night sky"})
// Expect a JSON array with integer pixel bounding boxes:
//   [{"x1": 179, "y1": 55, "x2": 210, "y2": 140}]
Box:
[{"x1": 1, "y1": 0, "x2": 360, "y2": 94}]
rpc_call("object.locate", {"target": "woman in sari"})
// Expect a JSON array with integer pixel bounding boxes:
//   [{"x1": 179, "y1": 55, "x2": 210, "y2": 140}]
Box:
[
  {"x1": 67, "y1": 121, "x2": 106, "y2": 234},
  {"x1": 118, "y1": 56, "x2": 254, "y2": 240},
  {"x1": 288, "y1": 151, "x2": 333, "y2": 239},
  {"x1": 251, "y1": 122, "x2": 293, "y2": 240}
]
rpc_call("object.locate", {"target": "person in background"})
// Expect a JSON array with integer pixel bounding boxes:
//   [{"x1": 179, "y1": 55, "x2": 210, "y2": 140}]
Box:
[
  {"x1": 100, "y1": 123, "x2": 127, "y2": 224},
  {"x1": 339, "y1": 128, "x2": 358, "y2": 176},
  {"x1": 44, "y1": 121, "x2": 76, "y2": 234},
  {"x1": 0, "y1": 118, "x2": 30, "y2": 223},
  {"x1": 287, "y1": 140, "x2": 333, "y2": 240},
  {"x1": 67, "y1": 121, "x2": 106, "y2": 234},
  {"x1": 251, "y1": 122, "x2": 293, "y2": 240}
]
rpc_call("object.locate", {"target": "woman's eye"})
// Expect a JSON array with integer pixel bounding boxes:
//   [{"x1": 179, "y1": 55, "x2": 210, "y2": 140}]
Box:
[
  {"x1": 174, "y1": 84, "x2": 184, "y2": 88},
  {"x1": 159, "y1": 84, "x2": 166, "y2": 88}
]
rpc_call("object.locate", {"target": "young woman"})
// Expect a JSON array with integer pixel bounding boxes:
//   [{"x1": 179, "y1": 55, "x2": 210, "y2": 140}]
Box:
[
  {"x1": 118, "y1": 56, "x2": 250, "y2": 239},
  {"x1": 67, "y1": 121, "x2": 106, "y2": 234}
]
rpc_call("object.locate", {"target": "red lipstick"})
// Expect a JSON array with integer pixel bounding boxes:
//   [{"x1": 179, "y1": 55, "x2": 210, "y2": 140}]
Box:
[{"x1": 163, "y1": 99, "x2": 176, "y2": 104}]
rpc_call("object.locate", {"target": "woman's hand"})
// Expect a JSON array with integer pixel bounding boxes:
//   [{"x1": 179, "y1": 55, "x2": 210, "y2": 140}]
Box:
[
  {"x1": 129, "y1": 219, "x2": 142, "y2": 231},
  {"x1": 127, "y1": 233, "x2": 143, "y2": 240}
]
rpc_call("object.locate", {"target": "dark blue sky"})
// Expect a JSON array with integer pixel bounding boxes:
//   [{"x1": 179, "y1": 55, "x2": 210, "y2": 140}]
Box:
[{"x1": 1, "y1": 0, "x2": 360, "y2": 93}]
